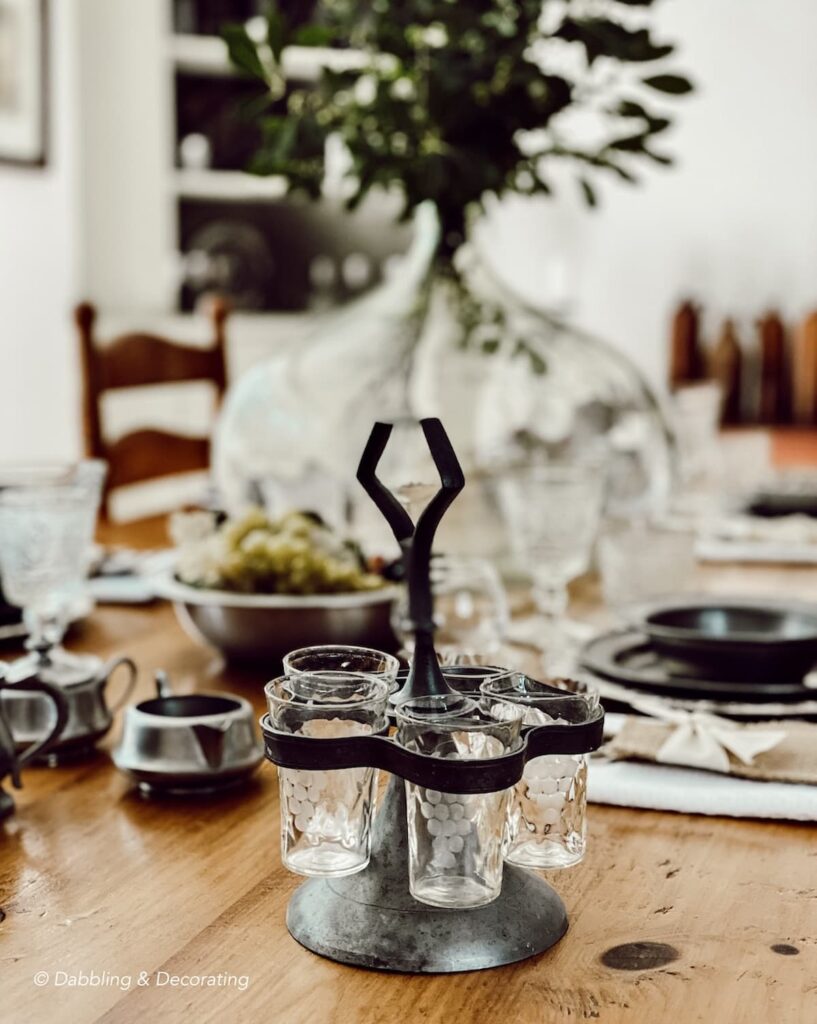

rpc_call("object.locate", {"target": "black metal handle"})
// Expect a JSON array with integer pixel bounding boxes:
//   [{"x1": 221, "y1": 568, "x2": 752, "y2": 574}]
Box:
[
  {"x1": 404, "y1": 420, "x2": 466, "y2": 621},
  {"x1": 355, "y1": 421, "x2": 415, "y2": 546},
  {"x1": 355, "y1": 417, "x2": 465, "y2": 703},
  {"x1": 261, "y1": 711, "x2": 604, "y2": 794}
]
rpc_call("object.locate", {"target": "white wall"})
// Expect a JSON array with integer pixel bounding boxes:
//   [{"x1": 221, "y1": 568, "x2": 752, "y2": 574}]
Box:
[
  {"x1": 76, "y1": 0, "x2": 174, "y2": 311},
  {"x1": 0, "y1": 0, "x2": 81, "y2": 461},
  {"x1": 483, "y1": 0, "x2": 817, "y2": 390},
  {"x1": 2, "y1": 0, "x2": 817, "y2": 463}
]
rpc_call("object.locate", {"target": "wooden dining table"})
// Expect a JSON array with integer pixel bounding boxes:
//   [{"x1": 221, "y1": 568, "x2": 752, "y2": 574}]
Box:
[{"x1": 2, "y1": 520, "x2": 816, "y2": 1024}]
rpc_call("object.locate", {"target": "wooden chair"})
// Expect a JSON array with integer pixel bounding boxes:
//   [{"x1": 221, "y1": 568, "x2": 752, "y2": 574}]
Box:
[{"x1": 75, "y1": 298, "x2": 228, "y2": 518}]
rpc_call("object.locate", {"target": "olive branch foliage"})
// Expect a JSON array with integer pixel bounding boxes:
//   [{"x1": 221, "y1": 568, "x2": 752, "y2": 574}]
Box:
[
  {"x1": 224, "y1": 0, "x2": 692, "y2": 251},
  {"x1": 223, "y1": 1, "x2": 692, "y2": 372}
]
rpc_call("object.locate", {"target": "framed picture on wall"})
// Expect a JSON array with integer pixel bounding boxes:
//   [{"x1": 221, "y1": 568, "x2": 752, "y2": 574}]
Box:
[{"x1": 0, "y1": 0, "x2": 47, "y2": 166}]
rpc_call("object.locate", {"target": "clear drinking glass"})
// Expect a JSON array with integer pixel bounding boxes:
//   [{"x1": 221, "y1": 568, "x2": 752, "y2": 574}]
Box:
[
  {"x1": 394, "y1": 693, "x2": 524, "y2": 909},
  {"x1": 392, "y1": 557, "x2": 509, "y2": 665},
  {"x1": 265, "y1": 672, "x2": 389, "y2": 877},
  {"x1": 671, "y1": 382, "x2": 723, "y2": 489},
  {"x1": 597, "y1": 519, "x2": 696, "y2": 620},
  {"x1": 480, "y1": 676, "x2": 599, "y2": 869},
  {"x1": 0, "y1": 462, "x2": 105, "y2": 678},
  {"x1": 283, "y1": 645, "x2": 400, "y2": 690}
]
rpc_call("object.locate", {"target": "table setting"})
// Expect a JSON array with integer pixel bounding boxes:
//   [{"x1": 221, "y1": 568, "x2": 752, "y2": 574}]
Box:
[
  {"x1": 1, "y1": 413, "x2": 815, "y2": 1023},
  {"x1": 3, "y1": 420, "x2": 817, "y2": 828},
  {"x1": 5, "y1": 0, "x2": 817, "y2": 1016}
]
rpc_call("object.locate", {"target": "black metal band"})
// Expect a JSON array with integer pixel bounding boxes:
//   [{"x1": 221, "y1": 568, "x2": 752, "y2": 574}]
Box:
[{"x1": 260, "y1": 711, "x2": 605, "y2": 794}]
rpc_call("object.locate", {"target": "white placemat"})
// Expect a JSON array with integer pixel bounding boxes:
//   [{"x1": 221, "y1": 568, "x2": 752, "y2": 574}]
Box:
[
  {"x1": 696, "y1": 538, "x2": 817, "y2": 565},
  {"x1": 589, "y1": 759, "x2": 817, "y2": 821}
]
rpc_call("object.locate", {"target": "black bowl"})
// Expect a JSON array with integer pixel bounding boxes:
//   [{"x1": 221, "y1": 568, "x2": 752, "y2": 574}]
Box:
[{"x1": 640, "y1": 598, "x2": 817, "y2": 681}]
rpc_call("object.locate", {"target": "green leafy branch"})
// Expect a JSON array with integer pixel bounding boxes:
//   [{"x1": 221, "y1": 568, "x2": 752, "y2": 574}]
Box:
[{"x1": 223, "y1": 0, "x2": 693, "y2": 243}]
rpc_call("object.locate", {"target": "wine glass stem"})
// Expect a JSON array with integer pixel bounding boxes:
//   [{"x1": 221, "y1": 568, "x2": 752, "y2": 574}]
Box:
[
  {"x1": 532, "y1": 575, "x2": 578, "y2": 676},
  {"x1": 23, "y1": 606, "x2": 65, "y2": 653},
  {"x1": 532, "y1": 575, "x2": 569, "y2": 625}
]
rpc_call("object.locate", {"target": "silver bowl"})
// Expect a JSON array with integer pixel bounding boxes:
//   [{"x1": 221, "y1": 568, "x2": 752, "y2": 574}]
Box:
[{"x1": 153, "y1": 573, "x2": 399, "y2": 664}]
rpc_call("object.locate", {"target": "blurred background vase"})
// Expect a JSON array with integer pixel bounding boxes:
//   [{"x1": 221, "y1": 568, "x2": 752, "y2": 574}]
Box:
[
  {"x1": 210, "y1": 2, "x2": 691, "y2": 557},
  {"x1": 410, "y1": 233, "x2": 675, "y2": 550},
  {"x1": 214, "y1": 201, "x2": 673, "y2": 560}
]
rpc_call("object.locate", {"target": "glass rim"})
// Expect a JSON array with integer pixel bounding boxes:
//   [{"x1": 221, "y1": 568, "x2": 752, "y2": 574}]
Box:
[
  {"x1": 283, "y1": 644, "x2": 400, "y2": 674},
  {"x1": 441, "y1": 665, "x2": 514, "y2": 680},
  {"x1": 0, "y1": 482, "x2": 100, "y2": 507},
  {"x1": 0, "y1": 458, "x2": 106, "y2": 481},
  {"x1": 599, "y1": 517, "x2": 694, "y2": 538},
  {"x1": 394, "y1": 692, "x2": 525, "y2": 731},
  {"x1": 501, "y1": 458, "x2": 605, "y2": 481},
  {"x1": 265, "y1": 672, "x2": 391, "y2": 711},
  {"x1": 479, "y1": 677, "x2": 600, "y2": 711}
]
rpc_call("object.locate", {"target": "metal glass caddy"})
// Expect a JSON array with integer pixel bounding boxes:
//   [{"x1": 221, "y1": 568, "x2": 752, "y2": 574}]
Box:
[{"x1": 261, "y1": 418, "x2": 604, "y2": 973}]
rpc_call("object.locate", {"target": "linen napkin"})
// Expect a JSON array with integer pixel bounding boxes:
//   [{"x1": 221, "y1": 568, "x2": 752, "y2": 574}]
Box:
[
  {"x1": 603, "y1": 715, "x2": 817, "y2": 784},
  {"x1": 697, "y1": 512, "x2": 817, "y2": 565},
  {"x1": 588, "y1": 759, "x2": 817, "y2": 821},
  {"x1": 589, "y1": 712, "x2": 817, "y2": 821}
]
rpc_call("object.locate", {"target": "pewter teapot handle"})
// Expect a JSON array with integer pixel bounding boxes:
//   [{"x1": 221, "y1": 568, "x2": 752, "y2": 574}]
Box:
[
  {"x1": 2, "y1": 677, "x2": 71, "y2": 778},
  {"x1": 99, "y1": 657, "x2": 138, "y2": 714}
]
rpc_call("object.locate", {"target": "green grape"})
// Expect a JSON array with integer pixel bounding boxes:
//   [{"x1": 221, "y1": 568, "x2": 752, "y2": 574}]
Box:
[{"x1": 181, "y1": 507, "x2": 388, "y2": 595}]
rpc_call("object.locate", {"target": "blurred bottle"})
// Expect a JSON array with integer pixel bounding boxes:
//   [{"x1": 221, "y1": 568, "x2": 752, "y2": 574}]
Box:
[
  {"x1": 668, "y1": 300, "x2": 703, "y2": 390},
  {"x1": 757, "y1": 311, "x2": 790, "y2": 424},
  {"x1": 710, "y1": 318, "x2": 743, "y2": 424},
  {"x1": 794, "y1": 311, "x2": 817, "y2": 425}
]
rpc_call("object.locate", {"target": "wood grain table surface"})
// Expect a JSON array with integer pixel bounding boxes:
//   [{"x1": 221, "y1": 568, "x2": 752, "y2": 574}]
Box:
[{"x1": 2, "y1": 521, "x2": 816, "y2": 1024}]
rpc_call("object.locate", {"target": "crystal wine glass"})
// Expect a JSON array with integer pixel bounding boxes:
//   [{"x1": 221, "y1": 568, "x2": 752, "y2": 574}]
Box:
[
  {"x1": 497, "y1": 463, "x2": 604, "y2": 669},
  {"x1": 0, "y1": 462, "x2": 105, "y2": 680}
]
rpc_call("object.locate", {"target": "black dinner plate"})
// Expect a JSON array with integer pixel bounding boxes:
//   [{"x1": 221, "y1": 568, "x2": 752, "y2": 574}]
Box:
[
  {"x1": 635, "y1": 597, "x2": 817, "y2": 681},
  {"x1": 580, "y1": 629, "x2": 816, "y2": 703}
]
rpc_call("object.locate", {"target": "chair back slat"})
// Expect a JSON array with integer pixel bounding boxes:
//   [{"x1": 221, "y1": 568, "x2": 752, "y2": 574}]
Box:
[
  {"x1": 93, "y1": 334, "x2": 226, "y2": 392},
  {"x1": 105, "y1": 429, "x2": 212, "y2": 491},
  {"x1": 75, "y1": 299, "x2": 228, "y2": 517}
]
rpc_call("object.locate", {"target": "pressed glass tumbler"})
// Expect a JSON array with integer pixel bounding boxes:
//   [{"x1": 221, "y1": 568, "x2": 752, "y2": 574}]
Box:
[
  {"x1": 597, "y1": 519, "x2": 696, "y2": 619},
  {"x1": 481, "y1": 676, "x2": 599, "y2": 869},
  {"x1": 395, "y1": 693, "x2": 524, "y2": 909},
  {"x1": 266, "y1": 672, "x2": 389, "y2": 877}
]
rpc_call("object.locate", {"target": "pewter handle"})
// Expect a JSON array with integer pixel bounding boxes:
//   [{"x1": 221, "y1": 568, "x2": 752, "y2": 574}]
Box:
[
  {"x1": 8, "y1": 678, "x2": 70, "y2": 775},
  {"x1": 100, "y1": 657, "x2": 138, "y2": 714}
]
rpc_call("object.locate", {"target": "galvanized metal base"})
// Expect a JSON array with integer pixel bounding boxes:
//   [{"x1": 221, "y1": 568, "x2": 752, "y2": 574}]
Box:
[{"x1": 286, "y1": 775, "x2": 568, "y2": 973}]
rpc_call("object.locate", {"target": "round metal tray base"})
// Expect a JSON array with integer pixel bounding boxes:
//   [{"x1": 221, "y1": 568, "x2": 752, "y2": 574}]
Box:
[
  {"x1": 288, "y1": 864, "x2": 567, "y2": 974},
  {"x1": 135, "y1": 773, "x2": 254, "y2": 798},
  {"x1": 286, "y1": 776, "x2": 567, "y2": 973},
  {"x1": 35, "y1": 740, "x2": 104, "y2": 768}
]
